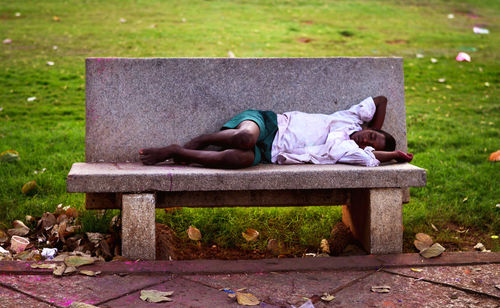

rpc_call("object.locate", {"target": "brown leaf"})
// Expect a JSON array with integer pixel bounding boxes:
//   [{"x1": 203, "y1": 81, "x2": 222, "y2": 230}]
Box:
[
  {"x1": 242, "y1": 228, "x2": 259, "y2": 242},
  {"x1": 414, "y1": 233, "x2": 433, "y2": 252},
  {"x1": 187, "y1": 226, "x2": 201, "y2": 241},
  {"x1": 79, "y1": 270, "x2": 101, "y2": 276},
  {"x1": 65, "y1": 207, "x2": 79, "y2": 218},
  {"x1": 41, "y1": 213, "x2": 56, "y2": 230},
  {"x1": 56, "y1": 214, "x2": 68, "y2": 224},
  {"x1": 21, "y1": 181, "x2": 38, "y2": 195},
  {"x1": 31, "y1": 263, "x2": 57, "y2": 269},
  {"x1": 420, "y1": 243, "x2": 445, "y2": 258},
  {"x1": 0, "y1": 229, "x2": 8, "y2": 243},
  {"x1": 8, "y1": 220, "x2": 30, "y2": 236},
  {"x1": 236, "y1": 292, "x2": 260, "y2": 306},
  {"x1": 140, "y1": 290, "x2": 174, "y2": 303},
  {"x1": 320, "y1": 239, "x2": 330, "y2": 254},
  {"x1": 58, "y1": 221, "x2": 67, "y2": 243},
  {"x1": 53, "y1": 264, "x2": 66, "y2": 276},
  {"x1": 64, "y1": 266, "x2": 77, "y2": 275},
  {"x1": 64, "y1": 255, "x2": 95, "y2": 267},
  {"x1": 371, "y1": 285, "x2": 391, "y2": 293}
]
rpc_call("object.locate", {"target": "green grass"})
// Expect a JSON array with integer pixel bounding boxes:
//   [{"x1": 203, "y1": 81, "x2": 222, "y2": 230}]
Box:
[{"x1": 1, "y1": 0, "x2": 499, "y2": 253}]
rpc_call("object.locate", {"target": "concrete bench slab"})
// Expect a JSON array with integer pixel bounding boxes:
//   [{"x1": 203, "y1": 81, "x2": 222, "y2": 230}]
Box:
[{"x1": 67, "y1": 162, "x2": 426, "y2": 193}]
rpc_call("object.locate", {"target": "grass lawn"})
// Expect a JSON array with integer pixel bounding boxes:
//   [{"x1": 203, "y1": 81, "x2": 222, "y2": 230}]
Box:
[{"x1": 1, "y1": 0, "x2": 499, "y2": 254}]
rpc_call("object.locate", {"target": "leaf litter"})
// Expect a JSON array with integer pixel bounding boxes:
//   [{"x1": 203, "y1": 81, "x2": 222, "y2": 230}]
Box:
[
  {"x1": 413, "y1": 233, "x2": 445, "y2": 258},
  {"x1": 236, "y1": 292, "x2": 260, "y2": 306},
  {"x1": 140, "y1": 290, "x2": 174, "y2": 303}
]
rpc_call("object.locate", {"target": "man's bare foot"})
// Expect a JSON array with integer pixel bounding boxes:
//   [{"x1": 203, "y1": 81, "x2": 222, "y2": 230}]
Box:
[
  {"x1": 395, "y1": 151, "x2": 413, "y2": 163},
  {"x1": 139, "y1": 145, "x2": 182, "y2": 165}
]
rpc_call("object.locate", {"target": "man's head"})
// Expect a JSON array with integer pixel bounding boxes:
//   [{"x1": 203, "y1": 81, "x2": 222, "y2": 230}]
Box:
[{"x1": 350, "y1": 129, "x2": 396, "y2": 151}]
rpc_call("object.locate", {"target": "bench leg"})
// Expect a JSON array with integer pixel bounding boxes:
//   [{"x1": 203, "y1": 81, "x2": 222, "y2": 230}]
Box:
[
  {"x1": 342, "y1": 188, "x2": 402, "y2": 254},
  {"x1": 121, "y1": 193, "x2": 156, "y2": 260}
]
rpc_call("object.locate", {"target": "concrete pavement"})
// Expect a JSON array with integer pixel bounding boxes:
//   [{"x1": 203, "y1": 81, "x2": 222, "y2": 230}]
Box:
[{"x1": 0, "y1": 252, "x2": 499, "y2": 307}]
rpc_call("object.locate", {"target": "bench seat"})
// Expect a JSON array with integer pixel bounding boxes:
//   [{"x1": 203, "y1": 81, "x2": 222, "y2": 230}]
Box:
[{"x1": 68, "y1": 162, "x2": 426, "y2": 193}]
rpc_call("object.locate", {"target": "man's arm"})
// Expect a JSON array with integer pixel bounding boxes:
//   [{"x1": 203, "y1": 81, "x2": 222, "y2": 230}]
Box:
[
  {"x1": 368, "y1": 96, "x2": 387, "y2": 130},
  {"x1": 373, "y1": 150, "x2": 413, "y2": 163}
]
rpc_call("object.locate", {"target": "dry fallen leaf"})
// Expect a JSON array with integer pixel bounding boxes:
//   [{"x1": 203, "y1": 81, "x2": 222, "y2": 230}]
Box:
[
  {"x1": 371, "y1": 286, "x2": 391, "y2": 293},
  {"x1": 431, "y1": 223, "x2": 439, "y2": 232},
  {"x1": 31, "y1": 263, "x2": 57, "y2": 269},
  {"x1": 236, "y1": 292, "x2": 260, "y2": 306},
  {"x1": 64, "y1": 266, "x2": 77, "y2": 275},
  {"x1": 320, "y1": 239, "x2": 330, "y2": 254},
  {"x1": 64, "y1": 255, "x2": 95, "y2": 267},
  {"x1": 187, "y1": 226, "x2": 201, "y2": 241},
  {"x1": 69, "y1": 302, "x2": 99, "y2": 308},
  {"x1": 0, "y1": 150, "x2": 20, "y2": 162},
  {"x1": 79, "y1": 270, "x2": 101, "y2": 276},
  {"x1": 41, "y1": 212, "x2": 56, "y2": 230},
  {"x1": 0, "y1": 229, "x2": 8, "y2": 243},
  {"x1": 420, "y1": 243, "x2": 445, "y2": 258},
  {"x1": 321, "y1": 293, "x2": 335, "y2": 301},
  {"x1": 21, "y1": 181, "x2": 38, "y2": 195},
  {"x1": 242, "y1": 228, "x2": 259, "y2": 242},
  {"x1": 8, "y1": 220, "x2": 30, "y2": 236},
  {"x1": 53, "y1": 263, "x2": 66, "y2": 276},
  {"x1": 414, "y1": 233, "x2": 433, "y2": 252},
  {"x1": 140, "y1": 290, "x2": 174, "y2": 303}
]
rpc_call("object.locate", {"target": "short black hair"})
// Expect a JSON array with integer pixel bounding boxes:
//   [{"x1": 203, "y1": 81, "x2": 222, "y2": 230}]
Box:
[{"x1": 374, "y1": 129, "x2": 396, "y2": 151}]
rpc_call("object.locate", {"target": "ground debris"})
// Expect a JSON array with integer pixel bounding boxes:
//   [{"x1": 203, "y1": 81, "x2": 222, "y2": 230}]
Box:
[
  {"x1": 187, "y1": 226, "x2": 202, "y2": 241},
  {"x1": 420, "y1": 243, "x2": 445, "y2": 258},
  {"x1": 371, "y1": 285, "x2": 391, "y2": 293},
  {"x1": 236, "y1": 292, "x2": 260, "y2": 306},
  {"x1": 140, "y1": 290, "x2": 174, "y2": 303},
  {"x1": 242, "y1": 228, "x2": 259, "y2": 242}
]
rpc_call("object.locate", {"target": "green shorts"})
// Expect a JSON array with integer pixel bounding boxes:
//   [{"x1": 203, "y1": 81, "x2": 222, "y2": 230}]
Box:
[{"x1": 221, "y1": 110, "x2": 278, "y2": 166}]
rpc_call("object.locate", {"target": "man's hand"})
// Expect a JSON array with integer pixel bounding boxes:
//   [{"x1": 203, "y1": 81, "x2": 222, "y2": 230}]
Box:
[
  {"x1": 394, "y1": 150, "x2": 413, "y2": 162},
  {"x1": 373, "y1": 150, "x2": 413, "y2": 163}
]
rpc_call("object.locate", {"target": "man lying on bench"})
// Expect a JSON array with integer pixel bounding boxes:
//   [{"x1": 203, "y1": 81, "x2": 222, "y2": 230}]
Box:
[{"x1": 139, "y1": 96, "x2": 413, "y2": 169}]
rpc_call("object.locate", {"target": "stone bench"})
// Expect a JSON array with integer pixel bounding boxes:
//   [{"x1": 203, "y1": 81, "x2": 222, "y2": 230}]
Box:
[{"x1": 67, "y1": 57, "x2": 427, "y2": 260}]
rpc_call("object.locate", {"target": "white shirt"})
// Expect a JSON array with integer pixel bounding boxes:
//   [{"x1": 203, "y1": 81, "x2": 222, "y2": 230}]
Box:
[{"x1": 270, "y1": 97, "x2": 380, "y2": 167}]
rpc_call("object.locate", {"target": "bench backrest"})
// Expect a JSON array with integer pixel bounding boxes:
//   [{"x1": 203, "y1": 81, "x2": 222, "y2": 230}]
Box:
[{"x1": 85, "y1": 58, "x2": 407, "y2": 163}]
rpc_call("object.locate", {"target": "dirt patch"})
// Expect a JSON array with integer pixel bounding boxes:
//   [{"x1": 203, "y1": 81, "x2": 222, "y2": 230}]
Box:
[
  {"x1": 386, "y1": 39, "x2": 408, "y2": 45},
  {"x1": 297, "y1": 37, "x2": 313, "y2": 43},
  {"x1": 156, "y1": 222, "x2": 366, "y2": 260}
]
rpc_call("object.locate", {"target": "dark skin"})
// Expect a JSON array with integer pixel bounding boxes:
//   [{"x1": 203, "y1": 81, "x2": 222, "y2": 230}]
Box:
[{"x1": 139, "y1": 96, "x2": 413, "y2": 168}]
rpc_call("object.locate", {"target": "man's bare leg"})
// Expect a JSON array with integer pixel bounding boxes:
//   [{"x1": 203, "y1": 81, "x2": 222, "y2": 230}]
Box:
[
  {"x1": 184, "y1": 120, "x2": 259, "y2": 150},
  {"x1": 140, "y1": 146, "x2": 254, "y2": 169}
]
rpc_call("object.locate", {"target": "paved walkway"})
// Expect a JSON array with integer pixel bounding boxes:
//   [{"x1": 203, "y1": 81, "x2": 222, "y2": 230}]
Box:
[{"x1": 0, "y1": 252, "x2": 499, "y2": 307}]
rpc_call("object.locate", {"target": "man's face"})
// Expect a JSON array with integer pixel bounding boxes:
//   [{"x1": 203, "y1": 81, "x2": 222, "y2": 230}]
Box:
[{"x1": 351, "y1": 129, "x2": 386, "y2": 150}]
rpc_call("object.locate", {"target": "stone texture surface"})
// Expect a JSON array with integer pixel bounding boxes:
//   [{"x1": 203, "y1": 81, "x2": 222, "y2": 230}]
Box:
[
  {"x1": 67, "y1": 162, "x2": 427, "y2": 193},
  {"x1": 1, "y1": 254, "x2": 499, "y2": 307},
  {"x1": 85, "y1": 57, "x2": 407, "y2": 163},
  {"x1": 0, "y1": 274, "x2": 171, "y2": 307},
  {"x1": 385, "y1": 264, "x2": 500, "y2": 298},
  {"x1": 343, "y1": 188, "x2": 403, "y2": 254},
  {"x1": 332, "y1": 271, "x2": 500, "y2": 307},
  {"x1": 185, "y1": 270, "x2": 373, "y2": 307},
  {"x1": 0, "y1": 285, "x2": 53, "y2": 307},
  {"x1": 102, "y1": 275, "x2": 273, "y2": 308},
  {"x1": 121, "y1": 193, "x2": 156, "y2": 260}
]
